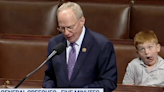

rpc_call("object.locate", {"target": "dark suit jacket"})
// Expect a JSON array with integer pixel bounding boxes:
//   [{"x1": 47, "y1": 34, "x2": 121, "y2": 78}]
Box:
[{"x1": 43, "y1": 27, "x2": 117, "y2": 92}]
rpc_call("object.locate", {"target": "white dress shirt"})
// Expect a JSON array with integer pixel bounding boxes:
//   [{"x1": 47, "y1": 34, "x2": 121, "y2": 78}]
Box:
[{"x1": 66, "y1": 26, "x2": 85, "y2": 63}]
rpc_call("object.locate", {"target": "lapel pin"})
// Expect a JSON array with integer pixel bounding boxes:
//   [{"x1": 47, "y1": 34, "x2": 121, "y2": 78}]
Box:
[{"x1": 82, "y1": 48, "x2": 87, "y2": 52}]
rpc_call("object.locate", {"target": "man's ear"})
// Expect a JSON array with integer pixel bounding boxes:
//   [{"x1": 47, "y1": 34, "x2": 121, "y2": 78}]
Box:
[
  {"x1": 157, "y1": 44, "x2": 161, "y2": 52},
  {"x1": 80, "y1": 17, "x2": 85, "y2": 26}
]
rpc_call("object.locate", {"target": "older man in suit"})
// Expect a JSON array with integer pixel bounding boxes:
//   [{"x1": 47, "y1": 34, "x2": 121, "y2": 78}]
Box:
[{"x1": 43, "y1": 2, "x2": 117, "y2": 92}]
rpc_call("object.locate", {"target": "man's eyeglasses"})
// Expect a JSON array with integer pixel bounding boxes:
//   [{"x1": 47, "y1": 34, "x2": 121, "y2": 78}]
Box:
[{"x1": 57, "y1": 19, "x2": 79, "y2": 33}]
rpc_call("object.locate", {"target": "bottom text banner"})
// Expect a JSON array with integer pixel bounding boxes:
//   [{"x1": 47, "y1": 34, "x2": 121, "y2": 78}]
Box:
[{"x1": 0, "y1": 88, "x2": 103, "y2": 92}]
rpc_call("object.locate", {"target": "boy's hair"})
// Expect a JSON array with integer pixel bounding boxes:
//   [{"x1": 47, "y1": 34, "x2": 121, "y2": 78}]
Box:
[
  {"x1": 134, "y1": 30, "x2": 158, "y2": 49},
  {"x1": 57, "y1": 2, "x2": 84, "y2": 20}
]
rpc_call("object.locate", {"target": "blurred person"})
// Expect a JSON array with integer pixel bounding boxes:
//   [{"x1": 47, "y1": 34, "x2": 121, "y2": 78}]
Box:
[
  {"x1": 43, "y1": 2, "x2": 117, "y2": 92},
  {"x1": 123, "y1": 30, "x2": 164, "y2": 87}
]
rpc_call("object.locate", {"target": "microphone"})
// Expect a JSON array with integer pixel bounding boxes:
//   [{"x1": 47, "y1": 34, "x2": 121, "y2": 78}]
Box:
[{"x1": 15, "y1": 43, "x2": 65, "y2": 88}]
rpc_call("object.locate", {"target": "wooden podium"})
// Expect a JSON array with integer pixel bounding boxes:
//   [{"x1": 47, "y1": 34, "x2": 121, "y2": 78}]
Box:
[
  {"x1": 0, "y1": 78, "x2": 42, "y2": 88},
  {"x1": 0, "y1": 78, "x2": 163, "y2": 92},
  {"x1": 113, "y1": 84, "x2": 164, "y2": 92}
]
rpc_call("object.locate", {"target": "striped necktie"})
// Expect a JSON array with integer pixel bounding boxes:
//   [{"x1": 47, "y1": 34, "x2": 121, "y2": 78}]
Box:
[{"x1": 68, "y1": 43, "x2": 76, "y2": 80}]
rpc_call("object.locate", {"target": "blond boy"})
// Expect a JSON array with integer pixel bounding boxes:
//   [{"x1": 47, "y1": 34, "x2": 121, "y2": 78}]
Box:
[{"x1": 123, "y1": 30, "x2": 164, "y2": 86}]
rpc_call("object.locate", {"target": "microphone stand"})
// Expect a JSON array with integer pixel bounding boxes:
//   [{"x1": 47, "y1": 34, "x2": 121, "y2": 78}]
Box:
[{"x1": 15, "y1": 50, "x2": 57, "y2": 88}]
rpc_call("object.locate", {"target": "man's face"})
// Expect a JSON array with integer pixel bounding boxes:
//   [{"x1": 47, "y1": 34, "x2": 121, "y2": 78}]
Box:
[
  {"x1": 57, "y1": 8, "x2": 85, "y2": 43},
  {"x1": 137, "y1": 41, "x2": 161, "y2": 66}
]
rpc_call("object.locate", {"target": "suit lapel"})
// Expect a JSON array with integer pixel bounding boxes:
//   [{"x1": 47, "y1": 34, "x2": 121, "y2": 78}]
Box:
[
  {"x1": 70, "y1": 29, "x2": 94, "y2": 81},
  {"x1": 59, "y1": 39, "x2": 69, "y2": 81}
]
